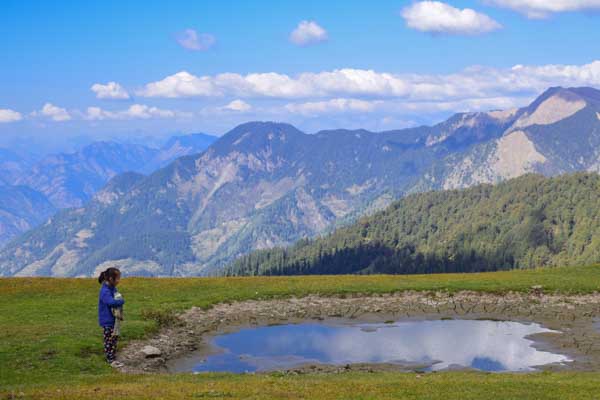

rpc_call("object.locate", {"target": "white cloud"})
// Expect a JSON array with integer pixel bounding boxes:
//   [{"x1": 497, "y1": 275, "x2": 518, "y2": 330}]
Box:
[
  {"x1": 176, "y1": 29, "x2": 216, "y2": 51},
  {"x1": 289, "y1": 20, "x2": 328, "y2": 46},
  {"x1": 285, "y1": 98, "x2": 380, "y2": 116},
  {"x1": 85, "y1": 104, "x2": 189, "y2": 120},
  {"x1": 487, "y1": 0, "x2": 600, "y2": 18},
  {"x1": 402, "y1": 1, "x2": 502, "y2": 35},
  {"x1": 124, "y1": 104, "x2": 179, "y2": 119},
  {"x1": 135, "y1": 60, "x2": 600, "y2": 104},
  {"x1": 137, "y1": 71, "x2": 222, "y2": 98},
  {"x1": 222, "y1": 99, "x2": 252, "y2": 112},
  {"x1": 0, "y1": 108, "x2": 22, "y2": 123},
  {"x1": 36, "y1": 103, "x2": 71, "y2": 121},
  {"x1": 137, "y1": 69, "x2": 410, "y2": 99},
  {"x1": 91, "y1": 82, "x2": 130, "y2": 99}
]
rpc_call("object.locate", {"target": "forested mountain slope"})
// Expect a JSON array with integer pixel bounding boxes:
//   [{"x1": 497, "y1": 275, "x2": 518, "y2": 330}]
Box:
[{"x1": 224, "y1": 173, "x2": 600, "y2": 276}]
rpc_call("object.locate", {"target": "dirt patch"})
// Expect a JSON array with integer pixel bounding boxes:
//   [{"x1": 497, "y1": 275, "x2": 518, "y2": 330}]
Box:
[{"x1": 118, "y1": 291, "x2": 600, "y2": 374}]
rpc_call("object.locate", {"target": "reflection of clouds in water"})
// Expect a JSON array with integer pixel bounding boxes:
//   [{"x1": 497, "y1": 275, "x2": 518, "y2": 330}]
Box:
[{"x1": 258, "y1": 320, "x2": 569, "y2": 371}]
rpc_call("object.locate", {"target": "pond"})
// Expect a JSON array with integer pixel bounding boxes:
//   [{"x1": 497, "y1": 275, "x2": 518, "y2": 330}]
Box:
[{"x1": 169, "y1": 319, "x2": 570, "y2": 373}]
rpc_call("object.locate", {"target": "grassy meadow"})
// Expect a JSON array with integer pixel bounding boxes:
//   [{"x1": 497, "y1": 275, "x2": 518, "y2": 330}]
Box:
[{"x1": 2, "y1": 265, "x2": 600, "y2": 399}]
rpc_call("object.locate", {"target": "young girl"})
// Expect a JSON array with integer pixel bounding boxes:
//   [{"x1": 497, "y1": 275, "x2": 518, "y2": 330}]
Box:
[{"x1": 98, "y1": 267, "x2": 125, "y2": 367}]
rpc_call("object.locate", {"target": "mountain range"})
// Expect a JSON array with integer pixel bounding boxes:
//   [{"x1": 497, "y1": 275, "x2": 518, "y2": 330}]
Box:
[
  {"x1": 1, "y1": 86, "x2": 599, "y2": 277},
  {"x1": 0, "y1": 133, "x2": 216, "y2": 246}
]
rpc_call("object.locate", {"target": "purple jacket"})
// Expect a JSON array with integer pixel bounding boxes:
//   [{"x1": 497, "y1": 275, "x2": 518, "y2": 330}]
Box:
[{"x1": 98, "y1": 283, "x2": 124, "y2": 327}]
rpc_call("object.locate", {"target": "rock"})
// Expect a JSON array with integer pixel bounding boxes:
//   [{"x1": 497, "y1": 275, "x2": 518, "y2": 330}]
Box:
[
  {"x1": 140, "y1": 345, "x2": 162, "y2": 358},
  {"x1": 531, "y1": 285, "x2": 544, "y2": 296}
]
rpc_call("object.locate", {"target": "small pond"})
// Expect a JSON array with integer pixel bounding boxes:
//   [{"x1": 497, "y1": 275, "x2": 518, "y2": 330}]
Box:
[{"x1": 170, "y1": 319, "x2": 570, "y2": 373}]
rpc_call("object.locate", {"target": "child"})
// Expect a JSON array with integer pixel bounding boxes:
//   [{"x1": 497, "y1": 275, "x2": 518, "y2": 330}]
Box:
[{"x1": 98, "y1": 267, "x2": 125, "y2": 367}]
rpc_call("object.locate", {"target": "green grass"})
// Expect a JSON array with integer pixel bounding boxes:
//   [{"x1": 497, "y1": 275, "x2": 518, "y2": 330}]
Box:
[{"x1": 2, "y1": 265, "x2": 600, "y2": 398}]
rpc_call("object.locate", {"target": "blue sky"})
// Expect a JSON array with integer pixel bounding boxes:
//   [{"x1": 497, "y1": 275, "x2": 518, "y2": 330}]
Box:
[{"x1": 1, "y1": 0, "x2": 600, "y2": 143}]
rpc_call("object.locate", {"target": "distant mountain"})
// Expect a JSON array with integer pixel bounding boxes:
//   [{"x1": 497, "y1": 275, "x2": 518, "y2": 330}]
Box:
[
  {"x1": 14, "y1": 133, "x2": 218, "y2": 209},
  {"x1": 0, "y1": 148, "x2": 30, "y2": 186},
  {"x1": 0, "y1": 133, "x2": 216, "y2": 246},
  {"x1": 2, "y1": 87, "x2": 600, "y2": 277},
  {"x1": 224, "y1": 173, "x2": 600, "y2": 276},
  {"x1": 144, "y1": 133, "x2": 217, "y2": 172},
  {"x1": 16, "y1": 141, "x2": 159, "y2": 208},
  {"x1": 0, "y1": 185, "x2": 56, "y2": 247}
]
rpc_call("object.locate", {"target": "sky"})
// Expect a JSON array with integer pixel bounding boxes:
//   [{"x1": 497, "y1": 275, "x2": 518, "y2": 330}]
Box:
[{"x1": 1, "y1": 0, "x2": 600, "y2": 144}]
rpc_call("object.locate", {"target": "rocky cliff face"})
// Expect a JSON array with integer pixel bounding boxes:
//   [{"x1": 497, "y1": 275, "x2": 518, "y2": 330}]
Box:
[{"x1": 438, "y1": 87, "x2": 600, "y2": 189}]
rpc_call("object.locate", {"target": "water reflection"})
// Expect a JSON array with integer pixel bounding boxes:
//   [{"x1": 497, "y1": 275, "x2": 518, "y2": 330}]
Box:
[{"x1": 186, "y1": 320, "x2": 569, "y2": 373}]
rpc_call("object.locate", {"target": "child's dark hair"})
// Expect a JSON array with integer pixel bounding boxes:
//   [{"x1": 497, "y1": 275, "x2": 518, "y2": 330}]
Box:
[{"x1": 98, "y1": 267, "x2": 121, "y2": 284}]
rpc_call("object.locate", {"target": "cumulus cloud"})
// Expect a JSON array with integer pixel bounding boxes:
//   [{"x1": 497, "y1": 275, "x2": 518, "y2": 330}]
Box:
[
  {"x1": 34, "y1": 103, "x2": 72, "y2": 121},
  {"x1": 487, "y1": 0, "x2": 600, "y2": 18},
  {"x1": 137, "y1": 71, "x2": 222, "y2": 98},
  {"x1": 137, "y1": 69, "x2": 409, "y2": 99},
  {"x1": 85, "y1": 104, "x2": 188, "y2": 120},
  {"x1": 135, "y1": 60, "x2": 600, "y2": 105},
  {"x1": 289, "y1": 20, "x2": 328, "y2": 46},
  {"x1": 91, "y1": 82, "x2": 130, "y2": 99},
  {"x1": 176, "y1": 29, "x2": 216, "y2": 51},
  {"x1": 285, "y1": 98, "x2": 380, "y2": 116},
  {"x1": 222, "y1": 99, "x2": 252, "y2": 112},
  {"x1": 402, "y1": 1, "x2": 502, "y2": 35},
  {"x1": 0, "y1": 108, "x2": 22, "y2": 123}
]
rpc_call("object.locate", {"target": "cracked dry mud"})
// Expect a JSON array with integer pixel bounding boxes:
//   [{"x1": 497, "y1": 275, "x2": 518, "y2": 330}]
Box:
[{"x1": 118, "y1": 291, "x2": 600, "y2": 374}]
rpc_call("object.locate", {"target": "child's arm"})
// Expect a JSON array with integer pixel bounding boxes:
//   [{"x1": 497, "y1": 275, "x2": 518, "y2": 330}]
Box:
[{"x1": 101, "y1": 289, "x2": 125, "y2": 307}]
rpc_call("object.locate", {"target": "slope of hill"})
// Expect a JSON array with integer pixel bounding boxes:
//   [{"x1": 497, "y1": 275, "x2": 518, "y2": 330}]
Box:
[
  {"x1": 2, "y1": 87, "x2": 600, "y2": 277},
  {"x1": 0, "y1": 185, "x2": 56, "y2": 247},
  {"x1": 224, "y1": 173, "x2": 600, "y2": 276},
  {"x1": 0, "y1": 148, "x2": 30, "y2": 185}
]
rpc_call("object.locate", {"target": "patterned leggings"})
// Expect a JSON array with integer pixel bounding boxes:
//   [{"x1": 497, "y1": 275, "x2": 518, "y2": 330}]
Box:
[{"x1": 102, "y1": 326, "x2": 119, "y2": 362}]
